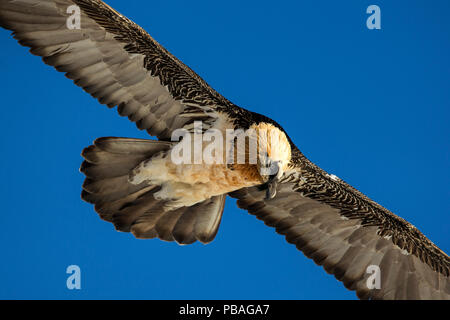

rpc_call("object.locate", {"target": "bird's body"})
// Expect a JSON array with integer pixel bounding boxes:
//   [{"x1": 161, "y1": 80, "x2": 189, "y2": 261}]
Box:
[
  {"x1": 1, "y1": 0, "x2": 449, "y2": 299},
  {"x1": 127, "y1": 120, "x2": 291, "y2": 209}
]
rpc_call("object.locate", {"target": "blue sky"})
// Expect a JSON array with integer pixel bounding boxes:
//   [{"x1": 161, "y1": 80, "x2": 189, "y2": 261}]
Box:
[{"x1": 0, "y1": 0, "x2": 449, "y2": 299}]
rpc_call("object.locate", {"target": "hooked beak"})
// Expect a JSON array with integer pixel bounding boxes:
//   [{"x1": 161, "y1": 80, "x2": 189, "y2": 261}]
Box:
[
  {"x1": 257, "y1": 156, "x2": 283, "y2": 200},
  {"x1": 261, "y1": 160, "x2": 282, "y2": 200},
  {"x1": 265, "y1": 173, "x2": 278, "y2": 199}
]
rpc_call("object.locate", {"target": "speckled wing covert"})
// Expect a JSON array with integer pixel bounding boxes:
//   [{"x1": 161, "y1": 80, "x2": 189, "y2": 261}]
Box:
[
  {"x1": 230, "y1": 151, "x2": 450, "y2": 299},
  {"x1": 0, "y1": 0, "x2": 251, "y2": 140},
  {"x1": 1, "y1": 0, "x2": 449, "y2": 300}
]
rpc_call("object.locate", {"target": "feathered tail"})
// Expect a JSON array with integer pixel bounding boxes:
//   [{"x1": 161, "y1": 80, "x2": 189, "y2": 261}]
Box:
[{"x1": 80, "y1": 137, "x2": 225, "y2": 244}]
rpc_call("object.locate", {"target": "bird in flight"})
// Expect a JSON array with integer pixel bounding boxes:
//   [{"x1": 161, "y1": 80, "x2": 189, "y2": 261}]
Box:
[{"x1": 1, "y1": 0, "x2": 449, "y2": 300}]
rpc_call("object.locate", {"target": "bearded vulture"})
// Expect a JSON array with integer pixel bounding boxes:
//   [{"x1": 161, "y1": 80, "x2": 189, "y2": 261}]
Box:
[{"x1": 0, "y1": 0, "x2": 448, "y2": 300}]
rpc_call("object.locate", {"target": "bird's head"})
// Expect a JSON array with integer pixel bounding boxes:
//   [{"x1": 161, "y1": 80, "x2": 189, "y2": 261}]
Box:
[{"x1": 251, "y1": 122, "x2": 292, "y2": 200}]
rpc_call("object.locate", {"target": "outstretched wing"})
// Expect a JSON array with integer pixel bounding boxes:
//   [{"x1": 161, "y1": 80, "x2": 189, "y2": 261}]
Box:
[
  {"x1": 230, "y1": 149, "x2": 450, "y2": 300},
  {"x1": 0, "y1": 0, "x2": 248, "y2": 139}
]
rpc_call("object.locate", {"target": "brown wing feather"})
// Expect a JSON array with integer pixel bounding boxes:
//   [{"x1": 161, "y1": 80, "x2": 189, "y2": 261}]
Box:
[
  {"x1": 0, "y1": 0, "x2": 247, "y2": 139},
  {"x1": 230, "y1": 158, "x2": 450, "y2": 299}
]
